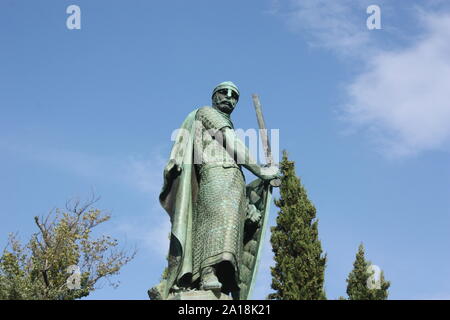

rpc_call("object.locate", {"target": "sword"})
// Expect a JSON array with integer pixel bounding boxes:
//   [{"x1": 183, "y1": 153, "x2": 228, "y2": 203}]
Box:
[
  {"x1": 252, "y1": 94, "x2": 281, "y2": 187},
  {"x1": 246, "y1": 94, "x2": 280, "y2": 299}
]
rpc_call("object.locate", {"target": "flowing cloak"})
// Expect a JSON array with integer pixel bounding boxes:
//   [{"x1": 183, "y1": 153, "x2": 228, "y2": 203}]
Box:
[{"x1": 156, "y1": 108, "x2": 273, "y2": 300}]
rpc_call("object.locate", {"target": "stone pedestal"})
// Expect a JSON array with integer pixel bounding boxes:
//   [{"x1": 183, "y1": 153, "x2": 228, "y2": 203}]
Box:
[{"x1": 167, "y1": 290, "x2": 232, "y2": 300}]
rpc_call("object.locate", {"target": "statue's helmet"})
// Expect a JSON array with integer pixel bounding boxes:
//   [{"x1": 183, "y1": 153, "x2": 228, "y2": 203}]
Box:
[{"x1": 211, "y1": 81, "x2": 240, "y2": 101}]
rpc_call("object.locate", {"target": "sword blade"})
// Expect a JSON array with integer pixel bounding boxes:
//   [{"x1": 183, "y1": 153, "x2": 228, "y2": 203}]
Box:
[{"x1": 252, "y1": 94, "x2": 273, "y2": 166}]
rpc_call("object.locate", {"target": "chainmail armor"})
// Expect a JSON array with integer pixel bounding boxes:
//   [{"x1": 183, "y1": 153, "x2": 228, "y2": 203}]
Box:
[{"x1": 192, "y1": 106, "x2": 246, "y2": 291}]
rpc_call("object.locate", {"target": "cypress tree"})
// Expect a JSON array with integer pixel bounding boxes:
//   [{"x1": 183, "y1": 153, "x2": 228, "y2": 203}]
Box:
[
  {"x1": 268, "y1": 150, "x2": 327, "y2": 300},
  {"x1": 346, "y1": 243, "x2": 390, "y2": 300}
]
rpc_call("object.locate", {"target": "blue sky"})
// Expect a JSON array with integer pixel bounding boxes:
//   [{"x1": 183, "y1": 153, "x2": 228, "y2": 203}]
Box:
[{"x1": 1, "y1": 0, "x2": 450, "y2": 299}]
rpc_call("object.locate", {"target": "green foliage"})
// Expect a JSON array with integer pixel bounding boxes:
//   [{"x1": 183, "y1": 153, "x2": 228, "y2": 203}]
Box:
[
  {"x1": 0, "y1": 197, "x2": 136, "y2": 300},
  {"x1": 346, "y1": 243, "x2": 390, "y2": 300},
  {"x1": 268, "y1": 150, "x2": 327, "y2": 300}
]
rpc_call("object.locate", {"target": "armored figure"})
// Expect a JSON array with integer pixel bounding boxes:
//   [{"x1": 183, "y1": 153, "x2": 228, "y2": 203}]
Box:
[{"x1": 152, "y1": 82, "x2": 278, "y2": 300}]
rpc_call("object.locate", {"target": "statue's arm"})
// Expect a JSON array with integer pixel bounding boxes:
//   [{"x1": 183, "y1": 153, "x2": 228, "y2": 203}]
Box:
[{"x1": 219, "y1": 127, "x2": 278, "y2": 180}]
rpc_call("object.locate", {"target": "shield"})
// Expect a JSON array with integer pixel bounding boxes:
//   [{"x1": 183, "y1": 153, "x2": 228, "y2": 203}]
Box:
[{"x1": 238, "y1": 178, "x2": 273, "y2": 300}]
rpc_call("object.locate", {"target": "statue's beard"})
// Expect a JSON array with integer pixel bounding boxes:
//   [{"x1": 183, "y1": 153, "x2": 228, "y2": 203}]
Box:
[{"x1": 213, "y1": 100, "x2": 235, "y2": 114}]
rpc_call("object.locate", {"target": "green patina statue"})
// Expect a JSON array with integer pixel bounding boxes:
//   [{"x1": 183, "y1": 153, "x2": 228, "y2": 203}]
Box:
[{"x1": 150, "y1": 81, "x2": 278, "y2": 300}]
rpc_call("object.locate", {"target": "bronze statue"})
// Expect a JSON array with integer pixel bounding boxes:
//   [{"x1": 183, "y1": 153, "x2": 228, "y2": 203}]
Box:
[{"x1": 150, "y1": 81, "x2": 278, "y2": 300}]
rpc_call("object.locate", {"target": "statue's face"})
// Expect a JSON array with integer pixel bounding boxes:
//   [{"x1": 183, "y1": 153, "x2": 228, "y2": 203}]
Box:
[{"x1": 212, "y1": 88, "x2": 239, "y2": 114}]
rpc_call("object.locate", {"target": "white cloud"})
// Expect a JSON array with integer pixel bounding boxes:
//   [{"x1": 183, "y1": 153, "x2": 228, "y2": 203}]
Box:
[
  {"x1": 273, "y1": 1, "x2": 450, "y2": 158},
  {"x1": 278, "y1": 0, "x2": 384, "y2": 57},
  {"x1": 344, "y1": 12, "x2": 450, "y2": 157}
]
